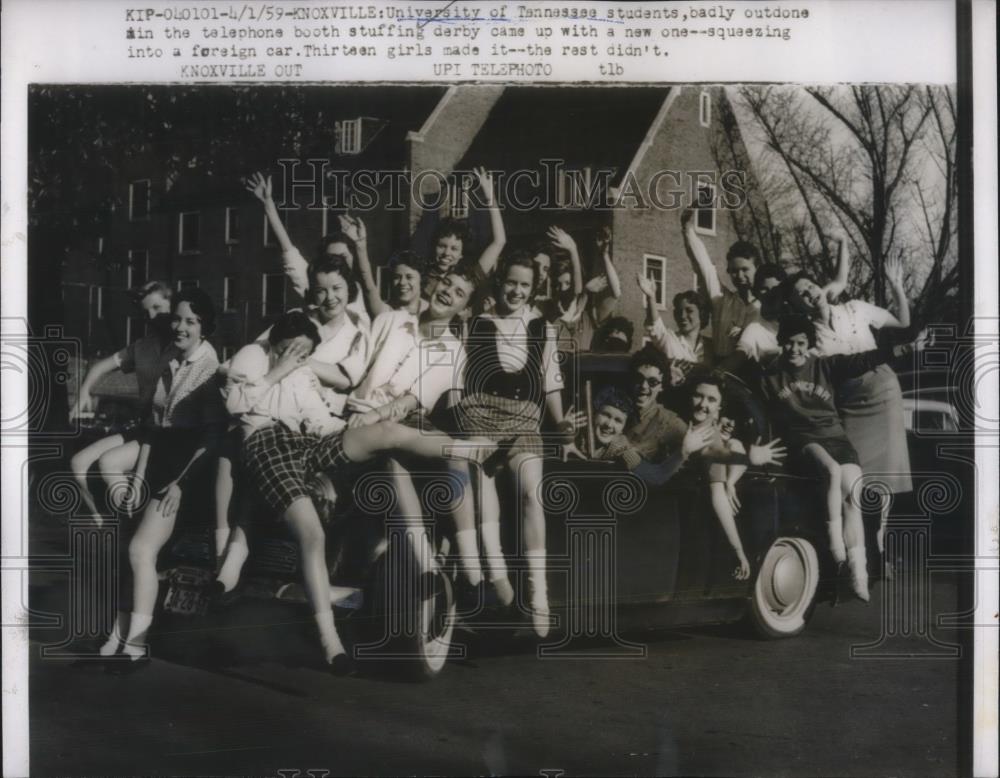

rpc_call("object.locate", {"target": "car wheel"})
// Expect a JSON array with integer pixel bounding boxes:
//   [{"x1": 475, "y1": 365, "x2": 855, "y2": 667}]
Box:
[
  {"x1": 748, "y1": 536, "x2": 820, "y2": 639},
  {"x1": 364, "y1": 558, "x2": 456, "y2": 681}
]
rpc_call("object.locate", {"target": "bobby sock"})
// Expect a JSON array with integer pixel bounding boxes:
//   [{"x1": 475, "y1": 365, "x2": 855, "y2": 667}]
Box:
[
  {"x1": 314, "y1": 609, "x2": 346, "y2": 662},
  {"x1": 454, "y1": 528, "x2": 483, "y2": 587},
  {"x1": 99, "y1": 611, "x2": 129, "y2": 656},
  {"x1": 405, "y1": 525, "x2": 438, "y2": 577},
  {"x1": 122, "y1": 612, "x2": 152, "y2": 660},
  {"x1": 216, "y1": 534, "x2": 250, "y2": 593},
  {"x1": 526, "y1": 549, "x2": 549, "y2": 611}
]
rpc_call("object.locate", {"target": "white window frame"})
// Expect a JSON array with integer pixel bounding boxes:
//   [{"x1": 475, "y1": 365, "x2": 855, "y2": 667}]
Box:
[
  {"x1": 95, "y1": 286, "x2": 105, "y2": 320},
  {"x1": 699, "y1": 91, "x2": 712, "y2": 128},
  {"x1": 223, "y1": 275, "x2": 237, "y2": 312},
  {"x1": 643, "y1": 254, "x2": 668, "y2": 311},
  {"x1": 221, "y1": 345, "x2": 235, "y2": 362},
  {"x1": 225, "y1": 207, "x2": 240, "y2": 245},
  {"x1": 129, "y1": 179, "x2": 151, "y2": 221},
  {"x1": 694, "y1": 182, "x2": 717, "y2": 236},
  {"x1": 375, "y1": 265, "x2": 393, "y2": 302},
  {"x1": 336, "y1": 118, "x2": 363, "y2": 155},
  {"x1": 263, "y1": 209, "x2": 290, "y2": 247},
  {"x1": 262, "y1": 273, "x2": 285, "y2": 317},
  {"x1": 175, "y1": 278, "x2": 200, "y2": 291},
  {"x1": 178, "y1": 211, "x2": 201, "y2": 254},
  {"x1": 447, "y1": 181, "x2": 470, "y2": 219},
  {"x1": 97, "y1": 236, "x2": 106, "y2": 255},
  {"x1": 126, "y1": 249, "x2": 149, "y2": 290},
  {"x1": 556, "y1": 166, "x2": 593, "y2": 209}
]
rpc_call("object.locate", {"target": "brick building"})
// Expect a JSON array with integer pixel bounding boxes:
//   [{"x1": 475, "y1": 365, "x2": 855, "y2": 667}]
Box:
[{"x1": 60, "y1": 84, "x2": 762, "y2": 369}]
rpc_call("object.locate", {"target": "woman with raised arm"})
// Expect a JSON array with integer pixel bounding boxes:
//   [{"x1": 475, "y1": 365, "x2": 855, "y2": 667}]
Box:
[
  {"x1": 783, "y1": 251, "x2": 912, "y2": 575},
  {"x1": 245, "y1": 171, "x2": 369, "y2": 328},
  {"x1": 423, "y1": 167, "x2": 506, "y2": 310}
]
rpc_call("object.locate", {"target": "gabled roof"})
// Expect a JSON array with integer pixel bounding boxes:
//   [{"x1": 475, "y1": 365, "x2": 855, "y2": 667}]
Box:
[{"x1": 454, "y1": 86, "x2": 672, "y2": 184}]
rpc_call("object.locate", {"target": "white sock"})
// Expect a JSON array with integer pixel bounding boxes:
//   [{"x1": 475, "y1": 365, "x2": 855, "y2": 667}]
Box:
[
  {"x1": 454, "y1": 528, "x2": 483, "y2": 587},
  {"x1": 122, "y1": 612, "x2": 153, "y2": 660},
  {"x1": 847, "y1": 547, "x2": 870, "y2": 602},
  {"x1": 526, "y1": 549, "x2": 549, "y2": 611},
  {"x1": 99, "y1": 611, "x2": 128, "y2": 656},
  {"x1": 214, "y1": 528, "x2": 231, "y2": 563},
  {"x1": 314, "y1": 609, "x2": 346, "y2": 662},
  {"x1": 216, "y1": 534, "x2": 250, "y2": 592},
  {"x1": 480, "y1": 521, "x2": 508, "y2": 580}
]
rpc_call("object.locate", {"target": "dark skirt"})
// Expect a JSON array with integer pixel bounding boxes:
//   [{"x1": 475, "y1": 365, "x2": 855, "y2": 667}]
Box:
[
  {"x1": 837, "y1": 364, "x2": 912, "y2": 493},
  {"x1": 143, "y1": 428, "x2": 206, "y2": 495},
  {"x1": 789, "y1": 435, "x2": 861, "y2": 473}
]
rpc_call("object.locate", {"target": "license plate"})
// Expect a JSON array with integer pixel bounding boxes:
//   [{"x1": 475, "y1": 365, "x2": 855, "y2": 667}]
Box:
[{"x1": 163, "y1": 567, "x2": 211, "y2": 616}]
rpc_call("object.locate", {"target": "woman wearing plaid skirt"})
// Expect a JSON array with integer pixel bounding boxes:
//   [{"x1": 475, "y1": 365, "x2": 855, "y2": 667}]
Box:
[{"x1": 453, "y1": 251, "x2": 584, "y2": 637}]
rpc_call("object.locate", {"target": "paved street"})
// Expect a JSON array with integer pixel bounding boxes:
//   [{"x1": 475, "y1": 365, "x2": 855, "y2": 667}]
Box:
[{"x1": 25, "y1": 528, "x2": 968, "y2": 778}]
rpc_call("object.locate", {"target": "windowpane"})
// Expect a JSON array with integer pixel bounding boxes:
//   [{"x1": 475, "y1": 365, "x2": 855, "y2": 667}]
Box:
[
  {"x1": 225, "y1": 207, "x2": 240, "y2": 244},
  {"x1": 695, "y1": 183, "x2": 716, "y2": 234},
  {"x1": 262, "y1": 274, "x2": 285, "y2": 316},
  {"x1": 179, "y1": 212, "x2": 201, "y2": 253},
  {"x1": 129, "y1": 180, "x2": 150, "y2": 221}
]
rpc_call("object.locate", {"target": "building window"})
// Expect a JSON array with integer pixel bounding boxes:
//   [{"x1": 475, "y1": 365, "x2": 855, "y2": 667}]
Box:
[
  {"x1": 447, "y1": 182, "x2": 470, "y2": 219},
  {"x1": 643, "y1": 254, "x2": 668, "y2": 310},
  {"x1": 129, "y1": 180, "x2": 151, "y2": 221},
  {"x1": 223, "y1": 275, "x2": 238, "y2": 312},
  {"x1": 335, "y1": 118, "x2": 363, "y2": 155},
  {"x1": 262, "y1": 273, "x2": 285, "y2": 316},
  {"x1": 95, "y1": 286, "x2": 106, "y2": 320},
  {"x1": 97, "y1": 237, "x2": 106, "y2": 256},
  {"x1": 375, "y1": 265, "x2": 394, "y2": 302},
  {"x1": 263, "y1": 209, "x2": 290, "y2": 247},
  {"x1": 179, "y1": 211, "x2": 201, "y2": 254},
  {"x1": 221, "y1": 345, "x2": 235, "y2": 362},
  {"x1": 699, "y1": 91, "x2": 712, "y2": 127},
  {"x1": 225, "y1": 207, "x2": 240, "y2": 244},
  {"x1": 126, "y1": 249, "x2": 149, "y2": 290},
  {"x1": 694, "y1": 182, "x2": 717, "y2": 235},
  {"x1": 556, "y1": 166, "x2": 594, "y2": 209},
  {"x1": 176, "y1": 278, "x2": 200, "y2": 291}
]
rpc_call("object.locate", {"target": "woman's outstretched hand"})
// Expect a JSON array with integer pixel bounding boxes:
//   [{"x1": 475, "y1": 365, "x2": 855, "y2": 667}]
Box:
[{"x1": 245, "y1": 171, "x2": 272, "y2": 203}]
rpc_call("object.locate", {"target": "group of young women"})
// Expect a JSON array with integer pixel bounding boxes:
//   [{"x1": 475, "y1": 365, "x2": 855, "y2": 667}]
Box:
[{"x1": 69, "y1": 177, "x2": 924, "y2": 674}]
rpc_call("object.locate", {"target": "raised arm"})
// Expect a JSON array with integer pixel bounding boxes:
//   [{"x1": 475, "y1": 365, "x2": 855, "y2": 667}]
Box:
[
  {"x1": 247, "y1": 172, "x2": 309, "y2": 299},
  {"x1": 882, "y1": 254, "x2": 911, "y2": 329},
  {"x1": 340, "y1": 214, "x2": 390, "y2": 317},
  {"x1": 472, "y1": 167, "x2": 506, "y2": 276},
  {"x1": 681, "y1": 208, "x2": 722, "y2": 302},
  {"x1": 548, "y1": 226, "x2": 583, "y2": 296},
  {"x1": 823, "y1": 231, "x2": 852, "y2": 302},
  {"x1": 597, "y1": 227, "x2": 621, "y2": 300}
]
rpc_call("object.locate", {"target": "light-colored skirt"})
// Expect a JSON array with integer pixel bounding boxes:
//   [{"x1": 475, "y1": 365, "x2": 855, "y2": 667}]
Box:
[{"x1": 836, "y1": 363, "x2": 912, "y2": 494}]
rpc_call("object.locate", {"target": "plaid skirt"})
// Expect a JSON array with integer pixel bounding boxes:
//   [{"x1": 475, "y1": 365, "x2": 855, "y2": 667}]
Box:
[
  {"x1": 242, "y1": 424, "x2": 352, "y2": 515},
  {"x1": 451, "y1": 393, "x2": 546, "y2": 456}
]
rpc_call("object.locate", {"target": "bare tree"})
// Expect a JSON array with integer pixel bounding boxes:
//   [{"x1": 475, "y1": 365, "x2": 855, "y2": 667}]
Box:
[{"x1": 734, "y1": 85, "x2": 956, "y2": 326}]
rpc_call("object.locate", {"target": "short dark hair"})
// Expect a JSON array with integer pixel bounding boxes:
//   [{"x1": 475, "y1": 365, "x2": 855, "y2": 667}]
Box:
[
  {"x1": 753, "y1": 262, "x2": 787, "y2": 297},
  {"x1": 777, "y1": 313, "x2": 817, "y2": 348},
  {"x1": 433, "y1": 217, "x2": 470, "y2": 253},
  {"x1": 628, "y1": 344, "x2": 670, "y2": 381},
  {"x1": 448, "y1": 262, "x2": 479, "y2": 290},
  {"x1": 592, "y1": 316, "x2": 635, "y2": 353},
  {"x1": 267, "y1": 310, "x2": 321, "y2": 349},
  {"x1": 133, "y1": 280, "x2": 172, "y2": 304},
  {"x1": 726, "y1": 240, "x2": 760, "y2": 266},
  {"x1": 173, "y1": 287, "x2": 216, "y2": 336},
  {"x1": 593, "y1": 385, "x2": 636, "y2": 423},
  {"x1": 317, "y1": 231, "x2": 358, "y2": 264},
  {"x1": 387, "y1": 250, "x2": 425, "y2": 279},
  {"x1": 672, "y1": 290, "x2": 712, "y2": 327},
  {"x1": 309, "y1": 254, "x2": 359, "y2": 303},
  {"x1": 780, "y1": 272, "x2": 821, "y2": 317},
  {"x1": 496, "y1": 249, "x2": 539, "y2": 297},
  {"x1": 685, "y1": 367, "x2": 727, "y2": 406}
]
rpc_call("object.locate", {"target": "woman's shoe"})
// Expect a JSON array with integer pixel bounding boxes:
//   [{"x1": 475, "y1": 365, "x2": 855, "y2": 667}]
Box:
[
  {"x1": 328, "y1": 652, "x2": 356, "y2": 677},
  {"x1": 105, "y1": 654, "x2": 152, "y2": 676}
]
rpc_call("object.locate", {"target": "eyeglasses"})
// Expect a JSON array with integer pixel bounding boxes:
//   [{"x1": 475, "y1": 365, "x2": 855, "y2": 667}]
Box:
[{"x1": 633, "y1": 375, "x2": 662, "y2": 389}]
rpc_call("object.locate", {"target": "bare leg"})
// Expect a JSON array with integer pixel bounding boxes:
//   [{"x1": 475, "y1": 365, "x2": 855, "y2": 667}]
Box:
[
  {"x1": 70, "y1": 434, "x2": 126, "y2": 524},
  {"x1": 97, "y1": 440, "x2": 141, "y2": 514},
  {"x1": 123, "y1": 497, "x2": 179, "y2": 658},
  {"x1": 341, "y1": 421, "x2": 495, "y2": 465},
  {"x1": 709, "y1": 482, "x2": 750, "y2": 580},
  {"x1": 213, "y1": 455, "x2": 234, "y2": 562},
  {"x1": 803, "y1": 443, "x2": 845, "y2": 563},
  {"x1": 447, "y1": 461, "x2": 484, "y2": 587},
  {"x1": 284, "y1": 496, "x2": 345, "y2": 662},
  {"x1": 510, "y1": 453, "x2": 549, "y2": 636},
  {"x1": 841, "y1": 463, "x2": 869, "y2": 602},
  {"x1": 478, "y1": 470, "x2": 513, "y2": 605},
  {"x1": 386, "y1": 458, "x2": 438, "y2": 577}
]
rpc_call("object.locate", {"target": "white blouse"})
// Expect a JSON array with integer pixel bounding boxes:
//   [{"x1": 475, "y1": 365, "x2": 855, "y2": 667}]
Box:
[
  {"x1": 480, "y1": 308, "x2": 563, "y2": 394},
  {"x1": 814, "y1": 300, "x2": 895, "y2": 357}
]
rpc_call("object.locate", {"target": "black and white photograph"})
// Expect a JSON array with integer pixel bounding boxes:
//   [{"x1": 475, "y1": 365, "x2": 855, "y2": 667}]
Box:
[{"x1": 2, "y1": 2, "x2": 997, "y2": 777}]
